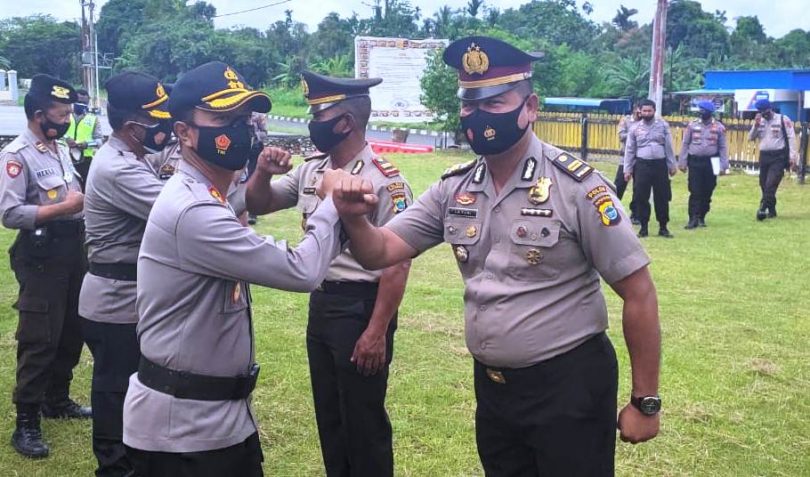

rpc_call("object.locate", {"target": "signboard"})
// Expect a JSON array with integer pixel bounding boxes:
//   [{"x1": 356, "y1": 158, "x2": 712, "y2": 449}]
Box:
[
  {"x1": 355, "y1": 36, "x2": 449, "y2": 123},
  {"x1": 688, "y1": 95, "x2": 728, "y2": 113},
  {"x1": 735, "y1": 89, "x2": 798, "y2": 111}
]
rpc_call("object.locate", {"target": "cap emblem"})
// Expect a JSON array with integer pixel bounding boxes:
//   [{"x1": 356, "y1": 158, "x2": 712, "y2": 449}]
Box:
[
  {"x1": 51, "y1": 85, "x2": 71, "y2": 99},
  {"x1": 155, "y1": 83, "x2": 166, "y2": 99},
  {"x1": 462, "y1": 43, "x2": 489, "y2": 75},
  {"x1": 224, "y1": 67, "x2": 244, "y2": 90}
]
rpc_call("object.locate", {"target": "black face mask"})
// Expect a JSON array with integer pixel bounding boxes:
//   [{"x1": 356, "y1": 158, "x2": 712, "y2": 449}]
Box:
[
  {"x1": 192, "y1": 118, "x2": 254, "y2": 171},
  {"x1": 460, "y1": 98, "x2": 529, "y2": 156},
  {"x1": 762, "y1": 111, "x2": 774, "y2": 120},
  {"x1": 309, "y1": 115, "x2": 350, "y2": 153},
  {"x1": 129, "y1": 120, "x2": 173, "y2": 154},
  {"x1": 39, "y1": 114, "x2": 70, "y2": 140},
  {"x1": 74, "y1": 104, "x2": 88, "y2": 116},
  {"x1": 700, "y1": 112, "x2": 713, "y2": 121}
]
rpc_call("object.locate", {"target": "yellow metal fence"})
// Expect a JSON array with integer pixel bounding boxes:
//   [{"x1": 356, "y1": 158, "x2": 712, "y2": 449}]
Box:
[{"x1": 533, "y1": 112, "x2": 804, "y2": 169}]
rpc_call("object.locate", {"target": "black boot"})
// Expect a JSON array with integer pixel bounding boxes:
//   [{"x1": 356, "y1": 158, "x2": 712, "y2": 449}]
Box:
[
  {"x1": 698, "y1": 217, "x2": 707, "y2": 227},
  {"x1": 11, "y1": 404, "x2": 49, "y2": 459},
  {"x1": 42, "y1": 398, "x2": 91, "y2": 419},
  {"x1": 638, "y1": 223, "x2": 648, "y2": 238},
  {"x1": 768, "y1": 206, "x2": 777, "y2": 218},
  {"x1": 684, "y1": 217, "x2": 699, "y2": 230},
  {"x1": 658, "y1": 225, "x2": 674, "y2": 238},
  {"x1": 757, "y1": 202, "x2": 768, "y2": 221}
]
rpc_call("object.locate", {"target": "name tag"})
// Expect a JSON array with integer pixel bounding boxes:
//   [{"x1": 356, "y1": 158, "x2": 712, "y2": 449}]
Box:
[
  {"x1": 303, "y1": 187, "x2": 316, "y2": 195},
  {"x1": 448, "y1": 207, "x2": 478, "y2": 218},
  {"x1": 35, "y1": 168, "x2": 56, "y2": 178}
]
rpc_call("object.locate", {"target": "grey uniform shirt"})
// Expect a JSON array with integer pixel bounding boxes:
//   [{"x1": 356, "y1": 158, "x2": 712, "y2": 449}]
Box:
[
  {"x1": 146, "y1": 141, "x2": 182, "y2": 181},
  {"x1": 623, "y1": 118, "x2": 676, "y2": 174},
  {"x1": 79, "y1": 134, "x2": 165, "y2": 324},
  {"x1": 678, "y1": 119, "x2": 730, "y2": 170},
  {"x1": 386, "y1": 135, "x2": 650, "y2": 368},
  {"x1": 618, "y1": 115, "x2": 640, "y2": 155},
  {"x1": 748, "y1": 113, "x2": 798, "y2": 160},
  {"x1": 124, "y1": 161, "x2": 343, "y2": 453},
  {"x1": 0, "y1": 128, "x2": 83, "y2": 230},
  {"x1": 271, "y1": 144, "x2": 413, "y2": 282}
]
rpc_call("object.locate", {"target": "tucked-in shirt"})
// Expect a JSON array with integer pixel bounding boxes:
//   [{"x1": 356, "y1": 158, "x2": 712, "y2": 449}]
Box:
[
  {"x1": 618, "y1": 115, "x2": 641, "y2": 155},
  {"x1": 678, "y1": 118, "x2": 730, "y2": 170},
  {"x1": 124, "y1": 161, "x2": 343, "y2": 453},
  {"x1": 748, "y1": 113, "x2": 798, "y2": 160},
  {"x1": 0, "y1": 128, "x2": 83, "y2": 230},
  {"x1": 386, "y1": 135, "x2": 650, "y2": 368},
  {"x1": 79, "y1": 134, "x2": 165, "y2": 324},
  {"x1": 270, "y1": 144, "x2": 413, "y2": 282},
  {"x1": 623, "y1": 118, "x2": 676, "y2": 174}
]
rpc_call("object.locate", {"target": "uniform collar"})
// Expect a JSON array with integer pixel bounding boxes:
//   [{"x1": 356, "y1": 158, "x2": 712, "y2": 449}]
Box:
[
  {"x1": 22, "y1": 128, "x2": 61, "y2": 159},
  {"x1": 178, "y1": 159, "x2": 211, "y2": 185},
  {"x1": 467, "y1": 135, "x2": 544, "y2": 194},
  {"x1": 320, "y1": 143, "x2": 375, "y2": 172},
  {"x1": 108, "y1": 133, "x2": 136, "y2": 156}
]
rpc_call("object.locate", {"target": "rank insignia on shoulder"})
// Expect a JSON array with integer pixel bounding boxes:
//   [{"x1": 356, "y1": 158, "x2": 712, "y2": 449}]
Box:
[
  {"x1": 593, "y1": 195, "x2": 621, "y2": 226},
  {"x1": 208, "y1": 186, "x2": 225, "y2": 204},
  {"x1": 351, "y1": 160, "x2": 364, "y2": 175},
  {"x1": 6, "y1": 160, "x2": 22, "y2": 179},
  {"x1": 550, "y1": 152, "x2": 593, "y2": 182},
  {"x1": 372, "y1": 157, "x2": 400, "y2": 177},
  {"x1": 304, "y1": 152, "x2": 328, "y2": 162},
  {"x1": 34, "y1": 142, "x2": 48, "y2": 153},
  {"x1": 528, "y1": 177, "x2": 552, "y2": 205},
  {"x1": 441, "y1": 159, "x2": 476, "y2": 180},
  {"x1": 391, "y1": 192, "x2": 408, "y2": 214}
]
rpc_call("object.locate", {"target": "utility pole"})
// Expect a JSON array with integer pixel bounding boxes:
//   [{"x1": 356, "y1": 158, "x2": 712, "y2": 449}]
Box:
[
  {"x1": 648, "y1": 0, "x2": 668, "y2": 113},
  {"x1": 79, "y1": 1, "x2": 100, "y2": 110}
]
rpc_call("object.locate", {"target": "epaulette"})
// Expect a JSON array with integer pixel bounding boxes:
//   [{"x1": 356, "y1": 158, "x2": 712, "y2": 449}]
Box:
[
  {"x1": 441, "y1": 159, "x2": 476, "y2": 180},
  {"x1": 372, "y1": 156, "x2": 400, "y2": 177},
  {"x1": 549, "y1": 151, "x2": 594, "y2": 182},
  {"x1": 304, "y1": 152, "x2": 328, "y2": 162},
  {"x1": 183, "y1": 177, "x2": 228, "y2": 207},
  {"x1": 1, "y1": 138, "x2": 29, "y2": 155}
]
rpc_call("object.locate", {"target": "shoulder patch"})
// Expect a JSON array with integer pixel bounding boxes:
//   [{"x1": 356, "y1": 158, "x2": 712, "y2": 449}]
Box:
[
  {"x1": 372, "y1": 157, "x2": 399, "y2": 177},
  {"x1": 304, "y1": 152, "x2": 328, "y2": 162},
  {"x1": 6, "y1": 160, "x2": 23, "y2": 179},
  {"x1": 549, "y1": 151, "x2": 594, "y2": 182},
  {"x1": 441, "y1": 159, "x2": 476, "y2": 180}
]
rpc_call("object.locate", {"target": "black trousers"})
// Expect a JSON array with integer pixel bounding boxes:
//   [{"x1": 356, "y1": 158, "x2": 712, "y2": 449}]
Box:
[
  {"x1": 74, "y1": 159, "x2": 92, "y2": 192},
  {"x1": 10, "y1": 233, "x2": 86, "y2": 407},
  {"x1": 613, "y1": 164, "x2": 637, "y2": 218},
  {"x1": 82, "y1": 319, "x2": 140, "y2": 477},
  {"x1": 307, "y1": 285, "x2": 396, "y2": 477},
  {"x1": 759, "y1": 151, "x2": 788, "y2": 211},
  {"x1": 475, "y1": 333, "x2": 618, "y2": 477},
  {"x1": 632, "y1": 159, "x2": 671, "y2": 227},
  {"x1": 126, "y1": 432, "x2": 263, "y2": 477},
  {"x1": 687, "y1": 155, "x2": 717, "y2": 219}
]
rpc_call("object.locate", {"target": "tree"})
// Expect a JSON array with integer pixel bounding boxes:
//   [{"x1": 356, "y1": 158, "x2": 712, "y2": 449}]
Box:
[
  {"x1": 497, "y1": 0, "x2": 598, "y2": 51},
  {"x1": 466, "y1": 0, "x2": 484, "y2": 18},
  {"x1": 612, "y1": 5, "x2": 638, "y2": 32},
  {"x1": 420, "y1": 49, "x2": 461, "y2": 133},
  {"x1": 666, "y1": 0, "x2": 729, "y2": 58},
  {"x1": 0, "y1": 15, "x2": 81, "y2": 83},
  {"x1": 310, "y1": 13, "x2": 358, "y2": 63},
  {"x1": 96, "y1": 0, "x2": 148, "y2": 59},
  {"x1": 773, "y1": 30, "x2": 810, "y2": 67}
]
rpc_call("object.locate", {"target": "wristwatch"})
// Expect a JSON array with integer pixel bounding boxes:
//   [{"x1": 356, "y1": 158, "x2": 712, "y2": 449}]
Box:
[{"x1": 630, "y1": 395, "x2": 662, "y2": 416}]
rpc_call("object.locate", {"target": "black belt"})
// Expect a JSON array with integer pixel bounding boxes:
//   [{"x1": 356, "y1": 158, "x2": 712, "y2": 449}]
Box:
[
  {"x1": 687, "y1": 155, "x2": 712, "y2": 160},
  {"x1": 760, "y1": 149, "x2": 787, "y2": 158},
  {"x1": 138, "y1": 357, "x2": 260, "y2": 401},
  {"x1": 39, "y1": 219, "x2": 85, "y2": 238},
  {"x1": 317, "y1": 280, "x2": 379, "y2": 296},
  {"x1": 89, "y1": 262, "x2": 137, "y2": 281}
]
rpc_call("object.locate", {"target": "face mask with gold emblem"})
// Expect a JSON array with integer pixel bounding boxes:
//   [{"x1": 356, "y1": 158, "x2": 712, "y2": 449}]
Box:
[{"x1": 460, "y1": 97, "x2": 529, "y2": 156}]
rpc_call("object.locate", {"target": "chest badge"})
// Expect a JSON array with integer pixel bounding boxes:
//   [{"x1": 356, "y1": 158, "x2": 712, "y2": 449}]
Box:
[
  {"x1": 453, "y1": 245, "x2": 469, "y2": 263},
  {"x1": 159, "y1": 163, "x2": 176, "y2": 179},
  {"x1": 455, "y1": 192, "x2": 476, "y2": 206},
  {"x1": 47, "y1": 189, "x2": 58, "y2": 200},
  {"x1": 465, "y1": 225, "x2": 478, "y2": 238},
  {"x1": 528, "y1": 177, "x2": 553, "y2": 205},
  {"x1": 526, "y1": 249, "x2": 543, "y2": 265}
]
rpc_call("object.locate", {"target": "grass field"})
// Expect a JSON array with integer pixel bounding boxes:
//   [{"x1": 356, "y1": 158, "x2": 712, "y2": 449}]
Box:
[{"x1": 0, "y1": 151, "x2": 808, "y2": 476}]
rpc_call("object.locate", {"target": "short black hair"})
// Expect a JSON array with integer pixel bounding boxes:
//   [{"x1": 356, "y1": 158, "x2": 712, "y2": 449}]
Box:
[
  {"x1": 639, "y1": 99, "x2": 656, "y2": 110},
  {"x1": 107, "y1": 101, "x2": 150, "y2": 131},
  {"x1": 23, "y1": 94, "x2": 56, "y2": 121},
  {"x1": 76, "y1": 89, "x2": 89, "y2": 97},
  {"x1": 339, "y1": 96, "x2": 372, "y2": 129}
]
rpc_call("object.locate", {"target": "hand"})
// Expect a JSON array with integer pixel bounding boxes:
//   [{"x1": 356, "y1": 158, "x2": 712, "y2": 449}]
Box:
[
  {"x1": 351, "y1": 328, "x2": 387, "y2": 376},
  {"x1": 61, "y1": 190, "x2": 84, "y2": 214},
  {"x1": 65, "y1": 138, "x2": 78, "y2": 148},
  {"x1": 617, "y1": 403, "x2": 660, "y2": 444},
  {"x1": 256, "y1": 147, "x2": 292, "y2": 177},
  {"x1": 77, "y1": 141, "x2": 88, "y2": 151},
  {"x1": 330, "y1": 172, "x2": 379, "y2": 217},
  {"x1": 679, "y1": 166, "x2": 687, "y2": 173},
  {"x1": 669, "y1": 167, "x2": 677, "y2": 177},
  {"x1": 754, "y1": 113, "x2": 762, "y2": 126},
  {"x1": 624, "y1": 173, "x2": 632, "y2": 183}
]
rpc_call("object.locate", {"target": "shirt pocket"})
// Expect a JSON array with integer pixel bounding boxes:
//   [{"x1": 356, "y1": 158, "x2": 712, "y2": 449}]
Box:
[
  {"x1": 443, "y1": 219, "x2": 482, "y2": 272},
  {"x1": 35, "y1": 174, "x2": 66, "y2": 205},
  {"x1": 507, "y1": 219, "x2": 561, "y2": 281},
  {"x1": 297, "y1": 195, "x2": 320, "y2": 230},
  {"x1": 222, "y1": 281, "x2": 248, "y2": 315}
]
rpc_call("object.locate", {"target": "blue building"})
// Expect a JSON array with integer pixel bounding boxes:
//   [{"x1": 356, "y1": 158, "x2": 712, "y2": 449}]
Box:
[{"x1": 702, "y1": 69, "x2": 810, "y2": 120}]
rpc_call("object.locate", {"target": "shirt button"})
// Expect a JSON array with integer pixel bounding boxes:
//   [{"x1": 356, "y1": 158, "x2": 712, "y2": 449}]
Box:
[
  {"x1": 481, "y1": 342, "x2": 488, "y2": 350},
  {"x1": 494, "y1": 207, "x2": 501, "y2": 213},
  {"x1": 479, "y1": 305, "x2": 487, "y2": 311}
]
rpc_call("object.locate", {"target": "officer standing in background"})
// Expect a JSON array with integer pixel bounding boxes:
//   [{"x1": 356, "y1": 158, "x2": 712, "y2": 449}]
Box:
[
  {"x1": 65, "y1": 88, "x2": 103, "y2": 189},
  {"x1": 246, "y1": 112, "x2": 268, "y2": 225},
  {"x1": 616, "y1": 103, "x2": 641, "y2": 223},
  {"x1": 122, "y1": 62, "x2": 349, "y2": 476},
  {"x1": 331, "y1": 37, "x2": 662, "y2": 476},
  {"x1": 624, "y1": 99, "x2": 677, "y2": 238},
  {"x1": 246, "y1": 71, "x2": 412, "y2": 477},
  {"x1": 678, "y1": 101, "x2": 729, "y2": 230},
  {"x1": 0, "y1": 75, "x2": 91, "y2": 459},
  {"x1": 79, "y1": 71, "x2": 173, "y2": 476},
  {"x1": 748, "y1": 99, "x2": 798, "y2": 220}
]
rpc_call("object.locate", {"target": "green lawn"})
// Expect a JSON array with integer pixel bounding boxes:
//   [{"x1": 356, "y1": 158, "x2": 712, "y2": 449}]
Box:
[{"x1": 0, "y1": 152, "x2": 808, "y2": 476}]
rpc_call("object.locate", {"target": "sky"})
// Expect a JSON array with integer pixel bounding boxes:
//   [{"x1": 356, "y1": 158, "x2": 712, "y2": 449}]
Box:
[{"x1": 2, "y1": 0, "x2": 809, "y2": 38}]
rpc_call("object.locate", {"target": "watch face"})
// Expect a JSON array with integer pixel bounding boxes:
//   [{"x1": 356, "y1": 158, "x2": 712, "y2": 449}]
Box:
[{"x1": 640, "y1": 397, "x2": 662, "y2": 415}]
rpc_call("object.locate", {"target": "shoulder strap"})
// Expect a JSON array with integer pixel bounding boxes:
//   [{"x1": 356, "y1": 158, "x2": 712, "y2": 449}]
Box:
[{"x1": 549, "y1": 151, "x2": 594, "y2": 182}]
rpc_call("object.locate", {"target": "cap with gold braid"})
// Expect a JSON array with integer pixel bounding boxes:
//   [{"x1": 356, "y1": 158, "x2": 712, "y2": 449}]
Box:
[
  {"x1": 28, "y1": 74, "x2": 78, "y2": 104},
  {"x1": 105, "y1": 71, "x2": 171, "y2": 119},
  {"x1": 442, "y1": 36, "x2": 543, "y2": 101},
  {"x1": 168, "y1": 61, "x2": 271, "y2": 117},
  {"x1": 301, "y1": 70, "x2": 382, "y2": 113}
]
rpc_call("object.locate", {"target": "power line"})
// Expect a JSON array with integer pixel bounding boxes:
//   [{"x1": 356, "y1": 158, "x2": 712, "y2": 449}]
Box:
[{"x1": 213, "y1": 0, "x2": 292, "y2": 18}]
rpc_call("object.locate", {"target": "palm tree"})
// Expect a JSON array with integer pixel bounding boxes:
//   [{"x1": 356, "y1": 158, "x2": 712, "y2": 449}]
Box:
[
  {"x1": 466, "y1": 0, "x2": 484, "y2": 18},
  {"x1": 432, "y1": 5, "x2": 453, "y2": 37},
  {"x1": 0, "y1": 56, "x2": 10, "y2": 69},
  {"x1": 313, "y1": 55, "x2": 352, "y2": 78},
  {"x1": 612, "y1": 5, "x2": 639, "y2": 32},
  {"x1": 605, "y1": 55, "x2": 649, "y2": 100}
]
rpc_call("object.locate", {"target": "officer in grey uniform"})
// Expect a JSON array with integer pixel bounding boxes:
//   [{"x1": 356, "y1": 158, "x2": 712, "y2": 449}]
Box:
[
  {"x1": 623, "y1": 99, "x2": 677, "y2": 238},
  {"x1": 0, "y1": 74, "x2": 91, "y2": 459},
  {"x1": 122, "y1": 61, "x2": 347, "y2": 477},
  {"x1": 678, "y1": 100, "x2": 729, "y2": 229},
  {"x1": 748, "y1": 99, "x2": 798, "y2": 220},
  {"x1": 79, "y1": 71, "x2": 173, "y2": 476},
  {"x1": 615, "y1": 104, "x2": 640, "y2": 222},
  {"x1": 331, "y1": 37, "x2": 663, "y2": 476},
  {"x1": 246, "y1": 71, "x2": 412, "y2": 477}
]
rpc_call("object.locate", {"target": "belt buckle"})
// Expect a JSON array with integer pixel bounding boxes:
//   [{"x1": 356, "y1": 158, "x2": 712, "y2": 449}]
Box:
[{"x1": 486, "y1": 368, "x2": 506, "y2": 384}]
